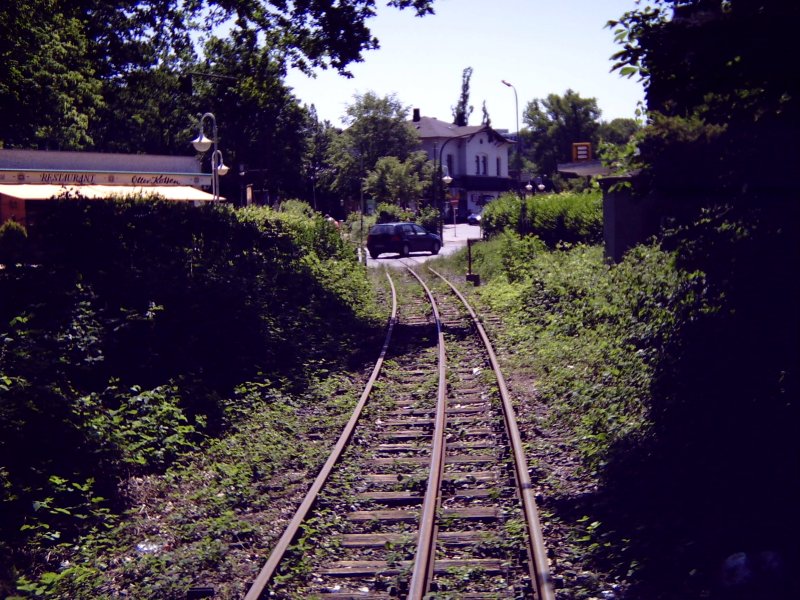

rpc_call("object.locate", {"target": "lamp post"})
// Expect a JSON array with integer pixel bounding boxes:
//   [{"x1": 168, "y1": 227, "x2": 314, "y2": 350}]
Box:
[
  {"x1": 191, "y1": 112, "x2": 229, "y2": 202},
  {"x1": 443, "y1": 173, "x2": 454, "y2": 237},
  {"x1": 360, "y1": 169, "x2": 365, "y2": 264},
  {"x1": 436, "y1": 132, "x2": 474, "y2": 239},
  {"x1": 502, "y1": 80, "x2": 528, "y2": 234},
  {"x1": 501, "y1": 80, "x2": 521, "y2": 197}
]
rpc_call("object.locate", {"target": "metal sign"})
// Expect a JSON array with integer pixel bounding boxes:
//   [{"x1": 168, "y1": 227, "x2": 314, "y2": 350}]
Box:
[{"x1": 571, "y1": 142, "x2": 592, "y2": 162}]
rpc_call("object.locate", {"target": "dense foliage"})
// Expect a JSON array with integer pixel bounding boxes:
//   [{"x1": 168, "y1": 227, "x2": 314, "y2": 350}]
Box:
[
  {"x1": 363, "y1": 151, "x2": 432, "y2": 209},
  {"x1": 521, "y1": 89, "x2": 601, "y2": 175},
  {"x1": 500, "y1": 0, "x2": 800, "y2": 595},
  {"x1": 373, "y1": 202, "x2": 439, "y2": 233},
  {"x1": 0, "y1": 200, "x2": 382, "y2": 595},
  {"x1": 481, "y1": 190, "x2": 603, "y2": 247},
  {"x1": 328, "y1": 92, "x2": 422, "y2": 202},
  {"x1": 609, "y1": 0, "x2": 800, "y2": 554},
  {"x1": 0, "y1": 2, "x2": 436, "y2": 204},
  {"x1": 458, "y1": 231, "x2": 798, "y2": 597}
]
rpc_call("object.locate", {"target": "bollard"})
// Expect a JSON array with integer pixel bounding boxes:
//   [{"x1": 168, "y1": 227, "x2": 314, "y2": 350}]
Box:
[{"x1": 466, "y1": 239, "x2": 480, "y2": 286}]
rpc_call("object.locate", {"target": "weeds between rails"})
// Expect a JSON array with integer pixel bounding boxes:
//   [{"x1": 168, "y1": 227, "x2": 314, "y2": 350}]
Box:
[{"x1": 245, "y1": 267, "x2": 553, "y2": 599}]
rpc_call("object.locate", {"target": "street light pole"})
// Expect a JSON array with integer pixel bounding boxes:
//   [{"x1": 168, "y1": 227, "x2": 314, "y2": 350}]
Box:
[
  {"x1": 502, "y1": 80, "x2": 527, "y2": 234},
  {"x1": 501, "y1": 80, "x2": 521, "y2": 197},
  {"x1": 436, "y1": 132, "x2": 475, "y2": 239},
  {"x1": 443, "y1": 173, "x2": 454, "y2": 237},
  {"x1": 192, "y1": 112, "x2": 229, "y2": 202}
]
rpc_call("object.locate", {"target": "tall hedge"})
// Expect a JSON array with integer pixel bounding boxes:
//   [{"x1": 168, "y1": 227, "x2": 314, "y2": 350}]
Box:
[
  {"x1": 481, "y1": 190, "x2": 603, "y2": 246},
  {"x1": 0, "y1": 199, "x2": 380, "y2": 586}
]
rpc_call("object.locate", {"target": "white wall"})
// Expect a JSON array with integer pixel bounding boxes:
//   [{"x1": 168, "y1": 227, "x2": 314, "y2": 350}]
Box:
[
  {"x1": 462, "y1": 133, "x2": 509, "y2": 178},
  {"x1": 420, "y1": 133, "x2": 510, "y2": 179}
]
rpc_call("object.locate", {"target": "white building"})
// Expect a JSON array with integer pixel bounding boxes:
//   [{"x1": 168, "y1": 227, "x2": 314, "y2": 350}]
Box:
[{"x1": 410, "y1": 109, "x2": 514, "y2": 217}]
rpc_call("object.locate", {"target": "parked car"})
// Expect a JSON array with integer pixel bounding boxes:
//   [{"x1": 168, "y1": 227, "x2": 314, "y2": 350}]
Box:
[
  {"x1": 367, "y1": 222, "x2": 442, "y2": 258},
  {"x1": 466, "y1": 210, "x2": 482, "y2": 225}
]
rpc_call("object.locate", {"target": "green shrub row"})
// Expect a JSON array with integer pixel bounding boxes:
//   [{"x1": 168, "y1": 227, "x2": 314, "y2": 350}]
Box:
[
  {"x1": 481, "y1": 190, "x2": 603, "y2": 246},
  {"x1": 465, "y1": 210, "x2": 800, "y2": 595},
  {"x1": 0, "y1": 199, "x2": 383, "y2": 590}
]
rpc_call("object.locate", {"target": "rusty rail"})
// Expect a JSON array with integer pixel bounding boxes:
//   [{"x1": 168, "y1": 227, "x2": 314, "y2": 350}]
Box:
[
  {"x1": 404, "y1": 266, "x2": 448, "y2": 600},
  {"x1": 243, "y1": 271, "x2": 398, "y2": 600},
  {"x1": 430, "y1": 266, "x2": 555, "y2": 600}
]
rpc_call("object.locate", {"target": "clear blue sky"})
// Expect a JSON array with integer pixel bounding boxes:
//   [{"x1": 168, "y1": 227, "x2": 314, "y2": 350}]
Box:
[{"x1": 285, "y1": 0, "x2": 645, "y2": 133}]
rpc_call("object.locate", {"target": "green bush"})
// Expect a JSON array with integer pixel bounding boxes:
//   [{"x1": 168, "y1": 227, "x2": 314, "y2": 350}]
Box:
[
  {"x1": 375, "y1": 202, "x2": 414, "y2": 224},
  {"x1": 0, "y1": 199, "x2": 384, "y2": 588},
  {"x1": 276, "y1": 198, "x2": 315, "y2": 217},
  {"x1": 415, "y1": 205, "x2": 441, "y2": 233},
  {"x1": 481, "y1": 193, "x2": 522, "y2": 237},
  {"x1": 474, "y1": 239, "x2": 703, "y2": 471},
  {"x1": 0, "y1": 219, "x2": 28, "y2": 266},
  {"x1": 372, "y1": 202, "x2": 439, "y2": 233},
  {"x1": 482, "y1": 191, "x2": 602, "y2": 246}
]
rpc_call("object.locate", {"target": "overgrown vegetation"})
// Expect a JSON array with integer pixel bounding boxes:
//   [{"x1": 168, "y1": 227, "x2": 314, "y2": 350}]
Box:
[
  {"x1": 374, "y1": 202, "x2": 440, "y2": 232},
  {"x1": 0, "y1": 199, "x2": 385, "y2": 597},
  {"x1": 442, "y1": 210, "x2": 798, "y2": 597},
  {"x1": 481, "y1": 190, "x2": 603, "y2": 246}
]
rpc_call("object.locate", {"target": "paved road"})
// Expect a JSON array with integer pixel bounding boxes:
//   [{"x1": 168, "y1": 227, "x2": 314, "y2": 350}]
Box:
[{"x1": 364, "y1": 223, "x2": 482, "y2": 268}]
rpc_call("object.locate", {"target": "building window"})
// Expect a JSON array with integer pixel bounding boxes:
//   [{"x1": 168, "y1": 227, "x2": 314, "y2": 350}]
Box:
[
  {"x1": 496, "y1": 157, "x2": 501, "y2": 176},
  {"x1": 481, "y1": 155, "x2": 488, "y2": 175},
  {"x1": 475, "y1": 156, "x2": 480, "y2": 175},
  {"x1": 447, "y1": 154, "x2": 454, "y2": 177}
]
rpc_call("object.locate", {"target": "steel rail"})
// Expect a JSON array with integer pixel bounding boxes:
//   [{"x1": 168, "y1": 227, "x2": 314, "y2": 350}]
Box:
[
  {"x1": 244, "y1": 271, "x2": 398, "y2": 600},
  {"x1": 429, "y1": 267, "x2": 556, "y2": 600},
  {"x1": 404, "y1": 266, "x2": 448, "y2": 600}
]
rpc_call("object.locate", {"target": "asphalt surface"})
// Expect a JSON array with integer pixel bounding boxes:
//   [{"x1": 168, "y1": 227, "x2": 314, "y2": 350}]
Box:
[{"x1": 364, "y1": 223, "x2": 482, "y2": 268}]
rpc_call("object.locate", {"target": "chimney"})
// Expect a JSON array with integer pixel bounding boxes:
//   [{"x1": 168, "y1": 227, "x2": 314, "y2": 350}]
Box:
[{"x1": 413, "y1": 108, "x2": 421, "y2": 122}]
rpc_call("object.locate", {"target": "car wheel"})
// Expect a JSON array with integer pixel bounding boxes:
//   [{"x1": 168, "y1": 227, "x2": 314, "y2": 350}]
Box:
[
  {"x1": 368, "y1": 250, "x2": 378, "y2": 259},
  {"x1": 401, "y1": 243, "x2": 410, "y2": 257},
  {"x1": 431, "y1": 241, "x2": 440, "y2": 255}
]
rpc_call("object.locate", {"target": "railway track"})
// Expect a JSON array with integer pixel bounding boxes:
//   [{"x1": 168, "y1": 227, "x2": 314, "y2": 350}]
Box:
[{"x1": 244, "y1": 266, "x2": 553, "y2": 599}]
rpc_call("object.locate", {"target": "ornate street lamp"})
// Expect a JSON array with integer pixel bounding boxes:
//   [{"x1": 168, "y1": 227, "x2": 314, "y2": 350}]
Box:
[
  {"x1": 436, "y1": 133, "x2": 474, "y2": 239},
  {"x1": 192, "y1": 112, "x2": 229, "y2": 202},
  {"x1": 443, "y1": 173, "x2": 454, "y2": 237}
]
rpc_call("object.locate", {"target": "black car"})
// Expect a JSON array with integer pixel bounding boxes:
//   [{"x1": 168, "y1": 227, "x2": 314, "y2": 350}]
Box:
[
  {"x1": 466, "y1": 210, "x2": 482, "y2": 225},
  {"x1": 367, "y1": 222, "x2": 442, "y2": 258}
]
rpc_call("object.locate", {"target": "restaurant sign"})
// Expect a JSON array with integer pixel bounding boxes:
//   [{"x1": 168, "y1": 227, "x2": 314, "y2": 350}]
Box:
[{"x1": 0, "y1": 170, "x2": 209, "y2": 187}]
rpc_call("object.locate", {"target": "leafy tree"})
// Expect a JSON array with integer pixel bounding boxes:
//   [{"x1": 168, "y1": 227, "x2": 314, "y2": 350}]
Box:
[
  {"x1": 609, "y1": 0, "x2": 799, "y2": 200},
  {"x1": 363, "y1": 151, "x2": 432, "y2": 208},
  {"x1": 328, "y1": 91, "x2": 420, "y2": 201},
  {"x1": 452, "y1": 66, "x2": 474, "y2": 126},
  {"x1": 604, "y1": 2, "x2": 800, "y2": 596},
  {"x1": 598, "y1": 117, "x2": 639, "y2": 146},
  {"x1": 481, "y1": 100, "x2": 491, "y2": 127},
  {"x1": 198, "y1": 30, "x2": 309, "y2": 203},
  {"x1": 521, "y1": 89, "x2": 601, "y2": 174},
  {"x1": 0, "y1": 1, "x2": 437, "y2": 150},
  {"x1": 303, "y1": 105, "x2": 341, "y2": 215},
  {"x1": 91, "y1": 59, "x2": 199, "y2": 154},
  {"x1": 0, "y1": 1, "x2": 102, "y2": 149}
]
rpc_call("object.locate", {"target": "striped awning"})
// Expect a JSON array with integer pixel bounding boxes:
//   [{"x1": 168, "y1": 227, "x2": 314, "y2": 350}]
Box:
[{"x1": 0, "y1": 184, "x2": 218, "y2": 202}]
